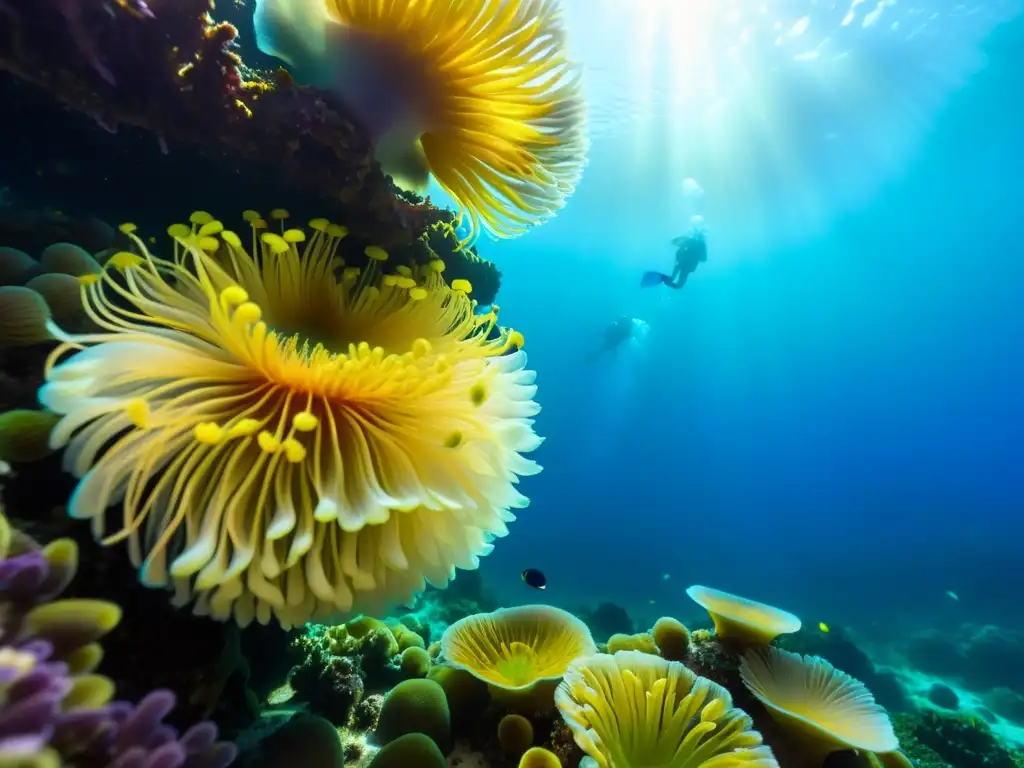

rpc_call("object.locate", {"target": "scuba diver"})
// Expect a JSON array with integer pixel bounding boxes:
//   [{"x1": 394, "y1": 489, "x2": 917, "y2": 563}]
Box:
[
  {"x1": 641, "y1": 229, "x2": 708, "y2": 290},
  {"x1": 585, "y1": 316, "x2": 636, "y2": 363}
]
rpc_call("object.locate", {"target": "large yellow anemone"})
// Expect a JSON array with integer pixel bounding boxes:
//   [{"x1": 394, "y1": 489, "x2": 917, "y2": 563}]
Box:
[
  {"x1": 253, "y1": 0, "x2": 588, "y2": 242},
  {"x1": 440, "y1": 605, "x2": 596, "y2": 693},
  {"x1": 554, "y1": 650, "x2": 780, "y2": 768},
  {"x1": 39, "y1": 211, "x2": 542, "y2": 628}
]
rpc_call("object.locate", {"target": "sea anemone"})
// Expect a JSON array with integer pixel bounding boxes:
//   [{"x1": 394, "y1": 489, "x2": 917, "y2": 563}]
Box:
[
  {"x1": 554, "y1": 650, "x2": 779, "y2": 768},
  {"x1": 39, "y1": 210, "x2": 542, "y2": 628},
  {"x1": 686, "y1": 585, "x2": 801, "y2": 645},
  {"x1": 440, "y1": 605, "x2": 596, "y2": 702},
  {"x1": 739, "y1": 646, "x2": 900, "y2": 760},
  {"x1": 253, "y1": 0, "x2": 588, "y2": 241}
]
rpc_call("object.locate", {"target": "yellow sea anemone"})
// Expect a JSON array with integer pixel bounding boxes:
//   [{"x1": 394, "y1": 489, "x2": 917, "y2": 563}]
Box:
[
  {"x1": 554, "y1": 650, "x2": 780, "y2": 768},
  {"x1": 739, "y1": 646, "x2": 899, "y2": 760},
  {"x1": 253, "y1": 0, "x2": 587, "y2": 241},
  {"x1": 440, "y1": 605, "x2": 596, "y2": 695},
  {"x1": 686, "y1": 585, "x2": 801, "y2": 645},
  {"x1": 39, "y1": 211, "x2": 542, "y2": 628}
]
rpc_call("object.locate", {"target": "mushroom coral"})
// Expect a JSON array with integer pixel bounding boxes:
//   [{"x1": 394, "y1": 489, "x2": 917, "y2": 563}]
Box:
[
  {"x1": 253, "y1": 0, "x2": 588, "y2": 242},
  {"x1": 739, "y1": 646, "x2": 900, "y2": 760},
  {"x1": 440, "y1": 605, "x2": 595, "y2": 693},
  {"x1": 39, "y1": 211, "x2": 542, "y2": 628},
  {"x1": 686, "y1": 585, "x2": 801, "y2": 645},
  {"x1": 554, "y1": 650, "x2": 779, "y2": 768}
]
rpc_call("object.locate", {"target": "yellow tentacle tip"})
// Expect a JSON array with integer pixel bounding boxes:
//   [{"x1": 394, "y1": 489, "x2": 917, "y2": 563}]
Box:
[
  {"x1": 292, "y1": 412, "x2": 318, "y2": 432},
  {"x1": 108, "y1": 252, "x2": 143, "y2": 270},
  {"x1": 469, "y1": 382, "x2": 488, "y2": 406},
  {"x1": 257, "y1": 431, "x2": 280, "y2": 453},
  {"x1": 125, "y1": 399, "x2": 150, "y2": 428},
  {"x1": 395, "y1": 276, "x2": 416, "y2": 290},
  {"x1": 198, "y1": 220, "x2": 224, "y2": 237},
  {"x1": 167, "y1": 223, "x2": 191, "y2": 240},
  {"x1": 395, "y1": 265, "x2": 412, "y2": 278},
  {"x1": 382, "y1": 274, "x2": 398, "y2": 287},
  {"x1": 194, "y1": 422, "x2": 224, "y2": 445},
  {"x1": 429, "y1": 259, "x2": 445, "y2": 273},
  {"x1": 411, "y1": 338, "x2": 432, "y2": 358},
  {"x1": 283, "y1": 229, "x2": 306, "y2": 243},
  {"x1": 78, "y1": 274, "x2": 101, "y2": 286},
  {"x1": 282, "y1": 438, "x2": 306, "y2": 463},
  {"x1": 444, "y1": 431, "x2": 464, "y2": 449},
  {"x1": 342, "y1": 267, "x2": 360, "y2": 281},
  {"x1": 261, "y1": 232, "x2": 290, "y2": 255},
  {"x1": 269, "y1": 208, "x2": 290, "y2": 220},
  {"x1": 308, "y1": 218, "x2": 329, "y2": 232},
  {"x1": 220, "y1": 286, "x2": 248, "y2": 307},
  {"x1": 365, "y1": 246, "x2": 388, "y2": 261},
  {"x1": 189, "y1": 210, "x2": 214, "y2": 225},
  {"x1": 327, "y1": 224, "x2": 348, "y2": 239},
  {"x1": 451, "y1": 279, "x2": 473, "y2": 294},
  {"x1": 508, "y1": 331, "x2": 525, "y2": 349},
  {"x1": 409, "y1": 287, "x2": 428, "y2": 301},
  {"x1": 198, "y1": 236, "x2": 220, "y2": 252},
  {"x1": 118, "y1": 223, "x2": 137, "y2": 234},
  {"x1": 242, "y1": 210, "x2": 262, "y2": 222},
  {"x1": 233, "y1": 302, "x2": 262, "y2": 325},
  {"x1": 250, "y1": 218, "x2": 268, "y2": 230},
  {"x1": 221, "y1": 230, "x2": 243, "y2": 248},
  {"x1": 228, "y1": 418, "x2": 260, "y2": 438}
]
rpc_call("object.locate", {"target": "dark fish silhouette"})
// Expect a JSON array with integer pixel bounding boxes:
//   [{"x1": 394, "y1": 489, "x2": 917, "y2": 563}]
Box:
[{"x1": 522, "y1": 568, "x2": 547, "y2": 590}]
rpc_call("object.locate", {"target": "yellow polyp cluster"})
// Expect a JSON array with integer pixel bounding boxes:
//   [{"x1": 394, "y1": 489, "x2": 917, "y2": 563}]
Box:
[{"x1": 40, "y1": 208, "x2": 543, "y2": 628}]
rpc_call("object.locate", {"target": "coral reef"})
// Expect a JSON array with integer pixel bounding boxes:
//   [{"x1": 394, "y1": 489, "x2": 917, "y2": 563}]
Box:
[
  {"x1": 0, "y1": 2, "x2": 446, "y2": 251},
  {"x1": 894, "y1": 710, "x2": 1024, "y2": 768},
  {"x1": 0, "y1": 502, "x2": 237, "y2": 767}
]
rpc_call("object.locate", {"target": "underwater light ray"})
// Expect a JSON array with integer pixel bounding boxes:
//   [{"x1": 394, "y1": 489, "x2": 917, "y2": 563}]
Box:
[{"x1": 564, "y1": 0, "x2": 1024, "y2": 255}]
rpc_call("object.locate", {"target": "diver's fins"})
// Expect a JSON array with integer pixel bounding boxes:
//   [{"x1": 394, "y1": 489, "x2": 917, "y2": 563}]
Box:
[{"x1": 640, "y1": 271, "x2": 668, "y2": 288}]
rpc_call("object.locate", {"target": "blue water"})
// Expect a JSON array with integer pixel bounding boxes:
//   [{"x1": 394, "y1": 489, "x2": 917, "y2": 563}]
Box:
[{"x1": 467, "y1": 12, "x2": 1024, "y2": 637}]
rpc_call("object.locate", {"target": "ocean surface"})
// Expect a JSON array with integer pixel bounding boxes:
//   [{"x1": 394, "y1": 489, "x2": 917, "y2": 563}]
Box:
[{"x1": 454, "y1": 3, "x2": 1024, "y2": 639}]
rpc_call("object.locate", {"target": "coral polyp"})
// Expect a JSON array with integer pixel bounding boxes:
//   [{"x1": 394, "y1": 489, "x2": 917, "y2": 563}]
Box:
[{"x1": 40, "y1": 211, "x2": 542, "y2": 628}]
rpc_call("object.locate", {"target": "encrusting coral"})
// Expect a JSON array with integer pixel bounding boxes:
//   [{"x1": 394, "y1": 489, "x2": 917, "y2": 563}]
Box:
[
  {"x1": 254, "y1": 0, "x2": 588, "y2": 242},
  {"x1": 554, "y1": 650, "x2": 780, "y2": 767},
  {"x1": 0, "y1": 502, "x2": 236, "y2": 767},
  {"x1": 687, "y1": 585, "x2": 802, "y2": 646},
  {"x1": 38, "y1": 210, "x2": 542, "y2": 628}
]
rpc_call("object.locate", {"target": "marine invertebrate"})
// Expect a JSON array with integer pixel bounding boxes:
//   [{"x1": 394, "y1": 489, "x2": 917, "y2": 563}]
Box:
[
  {"x1": 739, "y1": 646, "x2": 899, "y2": 762},
  {"x1": 39, "y1": 211, "x2": 541, "y2": 627},
  {"x1": 0, "y1": 409, "x2": 61, "y2": 463},
  {"x1": 440, "y1": 605, "x2": 596, "y2": 704},
  {"x1": 651, "y1": 617, "x2": 690, "y2": 662},
  {"x1": 518, "y1": 747, "x2": 562, "y2": 768},
  {"x1": 686, "y1": 585, "x2": 801, "y2": 645},
  {"x1": 368, "y1": 732, "x2": 445, "y2": 768},
  {"x1": 253, "y1": 0, "x2": 588, "y2": 241},
  {"x1": 400, "y1": 646, "x2": 431, "y2": 678},
  {"x1": 606, "y1": 632, "x2": 658, "y2": 655},
  {"x1": 554, "y1": 650, "x2": 779, "y2": 768},
  {"x1": 498, "y1": 713, "x2": 534, "y2": 756},
  {"x1": 0, "y1": 504, "x2": 237, "y2": 768},
  {"x1": 374, "y1": 678, "x2": 451, "y2": 754}
]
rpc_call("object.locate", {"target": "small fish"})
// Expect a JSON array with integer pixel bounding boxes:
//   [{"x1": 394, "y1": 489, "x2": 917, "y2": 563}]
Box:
[
  {"x1": 521, "y1": 568, "x2": 546, "y2": 590},
  {"x1": 818, "y1": 622, "x2": 830, "y2": 633},
  {"x1": 662, "y1": 573, "x2": 671, "y2": 581},
  {"x1": 946, "y1": 590, "x2": 959, "y2": 602}
]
